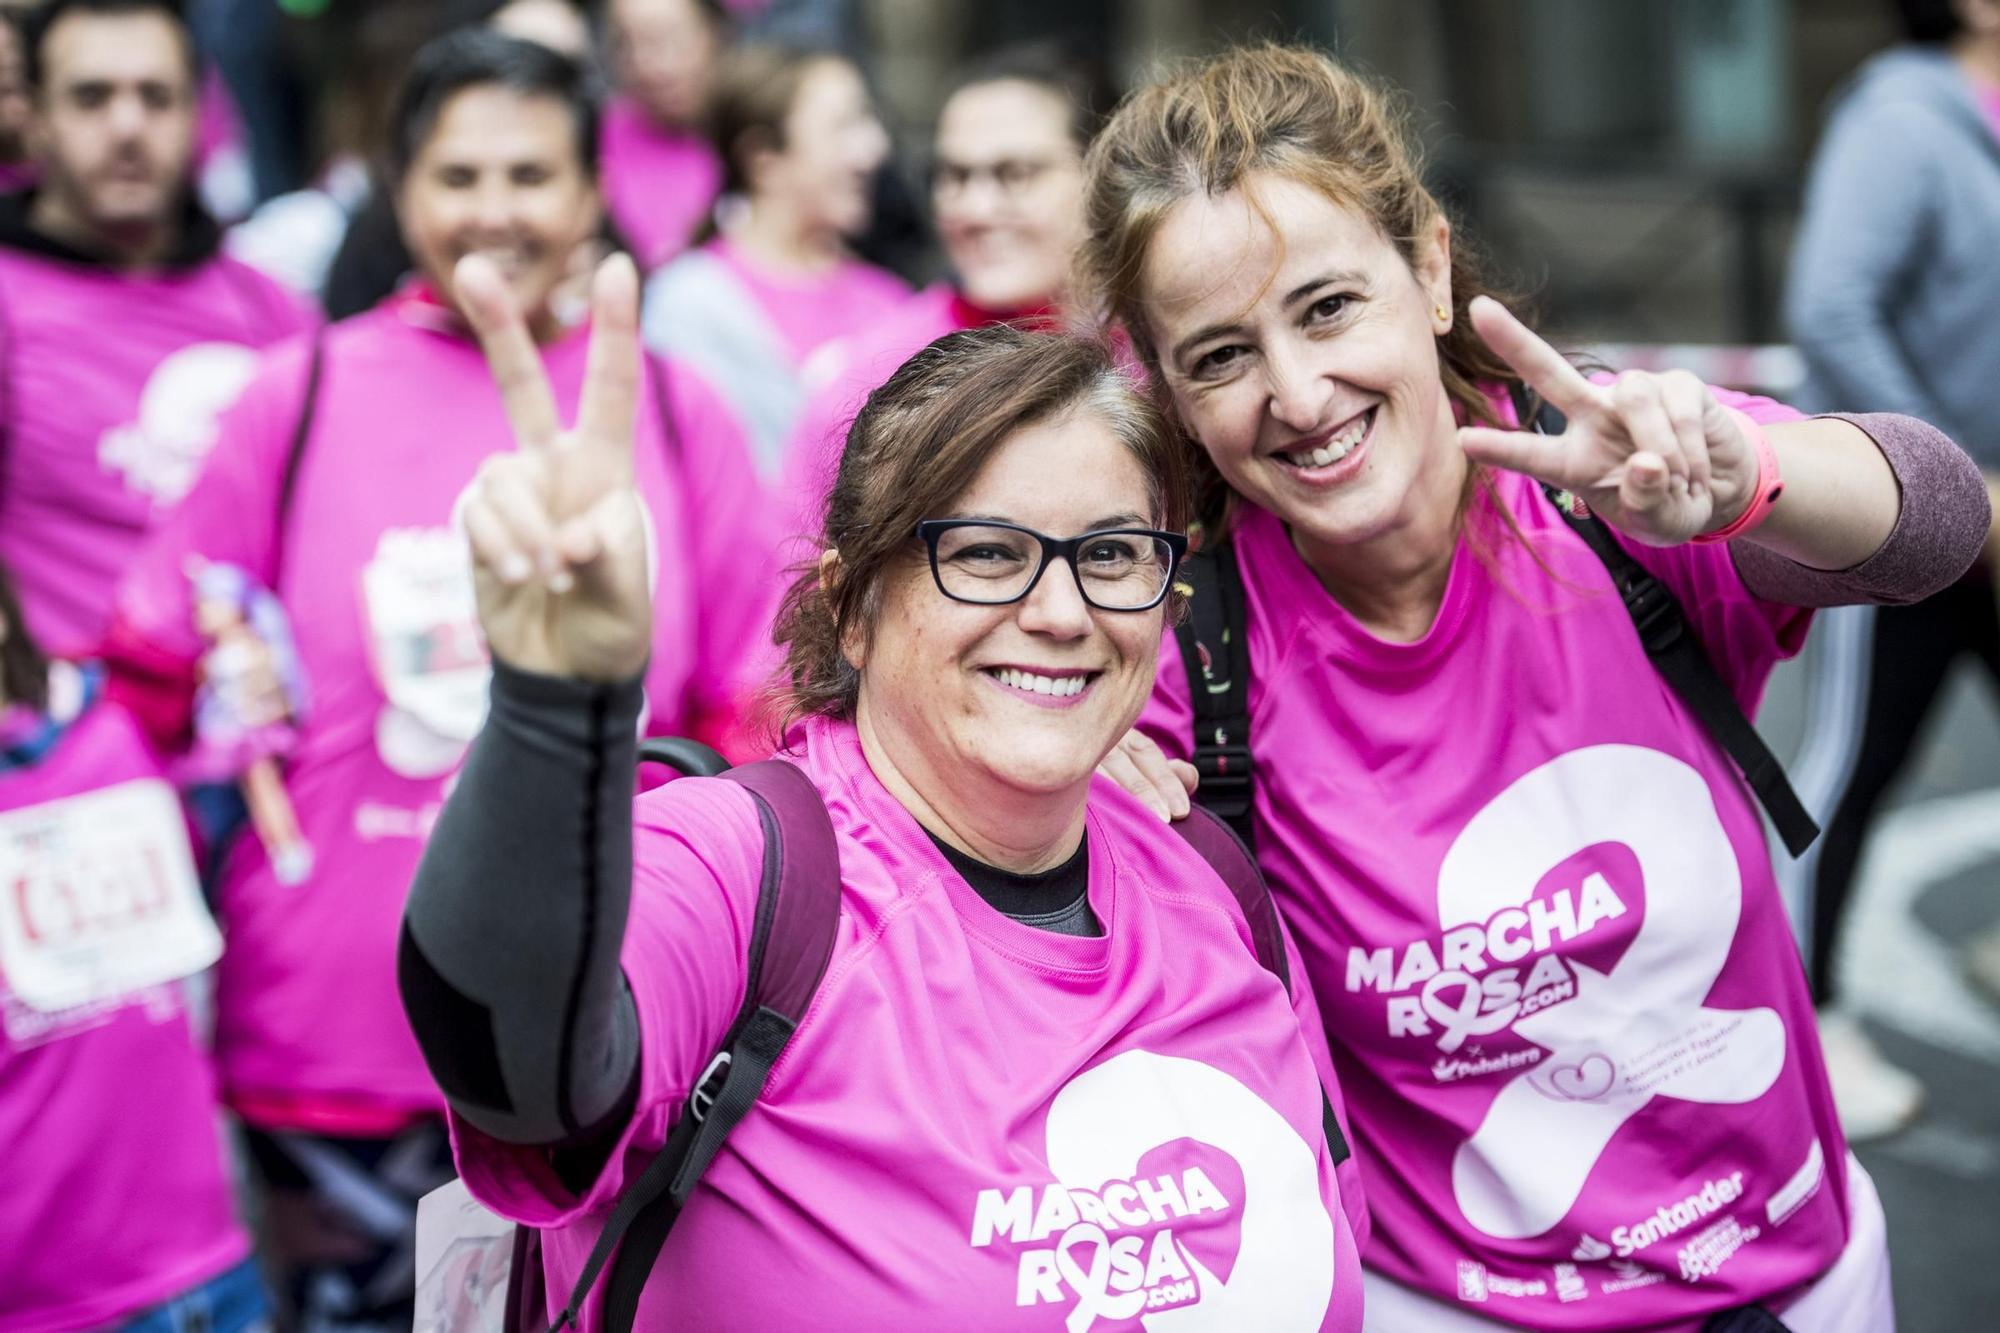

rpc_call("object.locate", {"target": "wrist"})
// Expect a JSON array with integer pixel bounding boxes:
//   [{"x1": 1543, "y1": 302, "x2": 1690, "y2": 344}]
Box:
[{"x1": 1693, "y1": 407, "x2": 1784, "y2": 544}]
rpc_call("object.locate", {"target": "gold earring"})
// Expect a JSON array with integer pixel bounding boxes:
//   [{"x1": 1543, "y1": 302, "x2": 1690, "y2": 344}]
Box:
[{"x1": 1435, "y1": 304, "x2": 1451, "y2": 324}]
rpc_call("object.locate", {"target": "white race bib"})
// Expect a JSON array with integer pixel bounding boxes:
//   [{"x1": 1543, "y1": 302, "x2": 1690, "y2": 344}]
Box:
[
  {"x1": 0, "y1": 778, "x2": 222, "y2": 1012},
  {"x1": 362, "y1": 527, "x2": 491, "y2": 747}
]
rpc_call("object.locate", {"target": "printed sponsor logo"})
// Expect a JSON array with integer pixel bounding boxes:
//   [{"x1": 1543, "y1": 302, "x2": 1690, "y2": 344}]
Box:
[
  {"x1": 1601, "y1": 1260, "x2": 1669, "y2": 1294},
  {"x1": 1766, "y1": 1141, "x2": 1826, "y2": 1229},
  {"x1": 1610, "y1": 1171, "x2": 1746, "y2": 1256},
  {"x1": 1571, "y1": 1234, "x2": 1612, "y2": 1262},
  {"x1": 1433, "y1": 1047, "x2": 1543, "y2": 1083},
  {"x1": 1344, "y1": 872, "x2": 1629, "y2": 1053},
  {"x1": 1553, "y1": 1263, "x2": 1588, "y2": 1303},
  {"x1": 98, "y1": 342, "x2": 261, "y2": 505},
  {"x1": 1453, "y1": 1261, "x2": 1547, "y2": 1302},
  {"x1": 1677, "y1": 1217, "x2": 1760, "y2": 1282}
]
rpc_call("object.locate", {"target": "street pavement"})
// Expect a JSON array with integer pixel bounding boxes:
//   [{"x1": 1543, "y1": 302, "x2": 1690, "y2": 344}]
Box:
[{"x1": 1761, "y1": 625, "x2": 2000, "y2": 1330}]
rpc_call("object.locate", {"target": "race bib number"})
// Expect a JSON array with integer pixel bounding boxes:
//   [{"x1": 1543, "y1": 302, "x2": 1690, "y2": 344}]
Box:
[
  {"x1": 0, "y1": 779, "x2": 221, "y2": 1012},
  {"x1": 362, "y1": 527, "x2": 491, "y2": 750}
]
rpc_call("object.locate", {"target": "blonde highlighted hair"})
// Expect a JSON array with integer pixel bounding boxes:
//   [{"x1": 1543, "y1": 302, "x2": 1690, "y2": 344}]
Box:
[{"x1": 1079, "y1": 44, "x2": 1529, "y2": 538}]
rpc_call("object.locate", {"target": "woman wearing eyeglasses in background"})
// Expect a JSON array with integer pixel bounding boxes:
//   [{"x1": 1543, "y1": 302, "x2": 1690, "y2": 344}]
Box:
[
  {"x1": 780, "y1": 42, "x2": 1108, "y2": 531},
  {"x1": 399, "y1": 257, "x2": 1368, "y2": 1327}
]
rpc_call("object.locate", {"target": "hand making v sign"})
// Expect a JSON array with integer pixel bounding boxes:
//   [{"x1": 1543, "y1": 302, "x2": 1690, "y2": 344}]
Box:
[
  {"x1": 456, "y1": 252, "x2": 653, "y2": 682},
  {"x1": 1455, "y1": 295, "x2": 1766, "y2": 547}
]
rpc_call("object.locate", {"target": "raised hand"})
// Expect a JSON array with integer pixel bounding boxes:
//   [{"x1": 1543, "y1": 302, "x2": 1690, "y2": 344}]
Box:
[
  {"x1": 1456, "y1": 296, "x2": 1759, "y2": 546},
  {"x1": 458, "y1": 252, "x2": 652, "y2": 681}
]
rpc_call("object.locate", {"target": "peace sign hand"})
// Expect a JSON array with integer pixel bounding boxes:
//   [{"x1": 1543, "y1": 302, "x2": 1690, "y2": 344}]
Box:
[
  {"x1": 1456, "y1": 296, "x2": 1759, "y2": 547},
  {"x1": 458, "y1": 252, "x2": 652, "y2": 682}
]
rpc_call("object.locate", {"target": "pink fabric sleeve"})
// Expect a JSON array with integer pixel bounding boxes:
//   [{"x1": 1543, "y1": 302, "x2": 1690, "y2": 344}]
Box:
[
  {"x1": 452, "y1": 778, "x2": 764, "y2": 1225},
  {"x1": 661, "y1": 362, "x2": 787, "y2": 758}
]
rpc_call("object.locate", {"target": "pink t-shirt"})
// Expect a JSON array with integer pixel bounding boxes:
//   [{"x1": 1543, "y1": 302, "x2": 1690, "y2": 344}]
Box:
[
  {"x1": 0, "y1": 244, "x2": 309, "y2": 659},
  {"x1": 1138, "y1": 393, "x2": 1852, "y2": 1330},
  {"x1": 600, "y1": 98, "x2": 723, "y2": 270},
  {"x1": 110, "y1": 294, "x2": 782, "y2": 1134},
  {"x1": 455, "y1": 715, "x2": 1366, "y2": 1332},
  {"x1": 707, "y1": 237, "x2": 909, "y2": 367},
  {"x1": 0, "y1": 687, "x2": 250, "y2": 1333}
]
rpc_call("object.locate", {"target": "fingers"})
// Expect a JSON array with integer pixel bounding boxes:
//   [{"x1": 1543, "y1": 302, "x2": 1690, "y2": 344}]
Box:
[
  {"x1": 1458, "y1": 424, "x2": 1578, "y2": 489},
  {"x1": 575, "y1": 254, "x2": 641, "y2": 483},
  {"x1": 457, "y1": 253, "x2": 561, "y2": 451},
  {"x1": 1657, "y1": 370, "x2": 1713, "y2": 497},
  {"x1": 1099, "y1": 730, "x2": 1192, "y2": 822},
  {"x1": 1468, "y1": 296, "x2": 1604, "y2": 419},
  {"x1": 1610, "y1": 373, "x2": 1689, "y2": 499},
  {"x1": 464, "y1": 456, "x2": 565, "y2": 589}
]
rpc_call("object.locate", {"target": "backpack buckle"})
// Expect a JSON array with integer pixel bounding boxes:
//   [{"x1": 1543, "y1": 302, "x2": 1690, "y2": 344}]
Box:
[
  {"x1": 1622, "y1": 575, "x2": 1682, "y2": 654},
  {"x1": 688, "y1": 1049, "x2": 732, "y2": 1123},
  {"x1": 1194, "y1": 742, "x2": 1255, "y2": 814}
]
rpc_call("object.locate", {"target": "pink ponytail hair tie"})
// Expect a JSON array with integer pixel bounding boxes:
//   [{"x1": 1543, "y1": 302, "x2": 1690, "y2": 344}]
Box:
[{"x1": 1692, "y1": 406, "x2": 1783, "y2": 545}]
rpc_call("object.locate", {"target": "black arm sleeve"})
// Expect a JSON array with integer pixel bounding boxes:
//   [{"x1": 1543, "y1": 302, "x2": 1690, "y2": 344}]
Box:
[{"x1": 398, "y1": 659, "x2": 644, "y2": 1148}]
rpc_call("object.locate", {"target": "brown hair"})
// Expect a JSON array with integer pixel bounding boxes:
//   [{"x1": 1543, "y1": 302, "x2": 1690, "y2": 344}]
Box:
[
  {"x1": 0, "y1": 561, "x2": 49, "y2": 713},
  {"x1": 771, "y1": 325, "x2": 1186, "y2": 728},
  {"x1": 1078, "y1": 44, "x2": 1529, "y2": 541},
  {"x1": 705, "y1": 43, "x2": 852, "y2": 198}
]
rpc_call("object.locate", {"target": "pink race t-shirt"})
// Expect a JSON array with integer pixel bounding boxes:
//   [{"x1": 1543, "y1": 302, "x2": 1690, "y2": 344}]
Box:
[
  {"x1": 0, "y1": 241, "x2": 309, "y2": 659},
  {"x1": 707, "y1": 237, "x2": 910, "y2": 368},
  {"x1": 599, "y1": 98, "x2": 723, "y2": 270},
  {"x1": 1139, "y1": 393, "x2": 1851, "y2": 1330},
  {"x1": 109, "y1": 293, "x2": 781, "y2": 1134},
  {"x1": 455, "y1": 715, "x2": 1366, "y2": 1332},
  {"x1": 0, "y1": 685, "x2": 250, "y2": 1333}
]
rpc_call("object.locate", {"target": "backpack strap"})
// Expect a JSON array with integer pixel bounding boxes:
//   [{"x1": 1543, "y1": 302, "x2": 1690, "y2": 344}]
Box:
[
  {"x1": 271, "y1": 327, "x2": 327, "y2": 588},
  {"x1": 1170, "y1": 805, "x2": 1351, "y2": 1169},
  {"x1": 1173, "y1": 541, "x2": 1257, "y2": 848},
  {"x1": 553, "y1": 752, "x2": 841, "y2": 1333},
  {"x1": 1508, "y1": 386, "x2": 1820, "y2": 857}
]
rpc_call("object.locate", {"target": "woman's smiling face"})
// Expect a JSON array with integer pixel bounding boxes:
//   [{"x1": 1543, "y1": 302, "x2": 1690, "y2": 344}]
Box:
[
  {"x1": 851, "y1": 409, "x2": 1165, "y2": 799},
  {"x1": 1141, "y1": 172, "x2": 1463, "y2": 553}
]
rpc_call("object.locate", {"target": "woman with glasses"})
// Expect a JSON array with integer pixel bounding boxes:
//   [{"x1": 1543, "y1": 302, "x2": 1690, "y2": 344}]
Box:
[
  {"x1": 781, "y1": 42, "x2": 1109, "y2": 530},
  {"x1": 1085, "y1": 45, "x2": 1989, "y2": 1331},
  {"x1": 399, "y1": 259, "x2": 1368, "y2": 1329}
]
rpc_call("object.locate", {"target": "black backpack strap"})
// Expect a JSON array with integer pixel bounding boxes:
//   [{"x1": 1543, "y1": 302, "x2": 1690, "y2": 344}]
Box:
[
  {"x1": 1173, "y1": 541, "x2": 1257, "y2": 848},
  {"x1": 271, "y1": 327, "x2": 327, "y2": 588},
  {"x1": 1171, "y1": 805, "x2": 1351, "y2": 1169},
  {"x1": 554, "y1": 755, "x2": 841, "y2": 1333},
  {"x1": 1508, "y1": 386, "x2": 1819, "y2": 857}
]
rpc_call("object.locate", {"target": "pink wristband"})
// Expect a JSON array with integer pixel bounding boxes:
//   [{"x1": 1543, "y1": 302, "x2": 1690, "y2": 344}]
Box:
[{"x1": 1692, "y1": 406, "x2": 1783, "y2": 544}]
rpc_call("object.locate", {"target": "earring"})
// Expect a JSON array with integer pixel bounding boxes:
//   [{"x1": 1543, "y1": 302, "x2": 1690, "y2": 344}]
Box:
[{"x1": 1434, "y1": 304, "x2": 1451, "y2": 324}]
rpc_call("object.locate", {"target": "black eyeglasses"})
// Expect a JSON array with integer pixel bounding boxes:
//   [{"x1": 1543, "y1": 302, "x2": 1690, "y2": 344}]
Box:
[{"x1": 915, "y1": 520, "x2": 1188, "y2": 612}]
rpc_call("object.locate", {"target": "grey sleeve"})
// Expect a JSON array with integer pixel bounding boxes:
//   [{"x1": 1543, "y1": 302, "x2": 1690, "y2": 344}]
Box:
[
  {"x1": 398, "y1": 659, "x2": 644, "y2": 1147},
  {"x1": 1784, "y1": 100, "x2": 1947, "y2": 422},
  {"x1": 1733, "y1": 412, "x2": 1992, "y2": 607}
]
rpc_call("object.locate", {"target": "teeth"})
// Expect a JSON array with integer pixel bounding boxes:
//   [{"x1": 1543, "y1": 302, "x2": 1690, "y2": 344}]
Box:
[
  {"x1": 994, "y1": 669, "x2": 1087, "y2": 697},
  {"x1": 1283, "y1": 409, "x2": 1373, "y2": 468}
]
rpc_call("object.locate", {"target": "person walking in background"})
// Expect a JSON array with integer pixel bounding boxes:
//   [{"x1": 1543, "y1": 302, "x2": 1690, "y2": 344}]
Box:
[
  {"x1": 1784, "y1": 0, "x2": 2000, "y2": 1141},
  {"x1": 601, "y1": 0, "x2": 728, "y2": 268},
  {"x1": 781, "y1": 43, "x2": 1107, "y2": 533},
  {"x1": 0, "y1": 559, "x2": 270, "y2": 1333},
  {"x1": 102, "y1": 31, "x2": 777, "y2": 1329},
  {"x1": 642, "y1": 44, "x2": 906, "y2": 483},
  {"x1": 0, "y1": 0, "x2": 308, "y2": 662}
]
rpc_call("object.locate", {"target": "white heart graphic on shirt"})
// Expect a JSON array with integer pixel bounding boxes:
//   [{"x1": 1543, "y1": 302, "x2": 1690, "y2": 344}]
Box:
[{"x1": 1542, "y1": 1054, "x2": 1616, "y2": 1102}]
